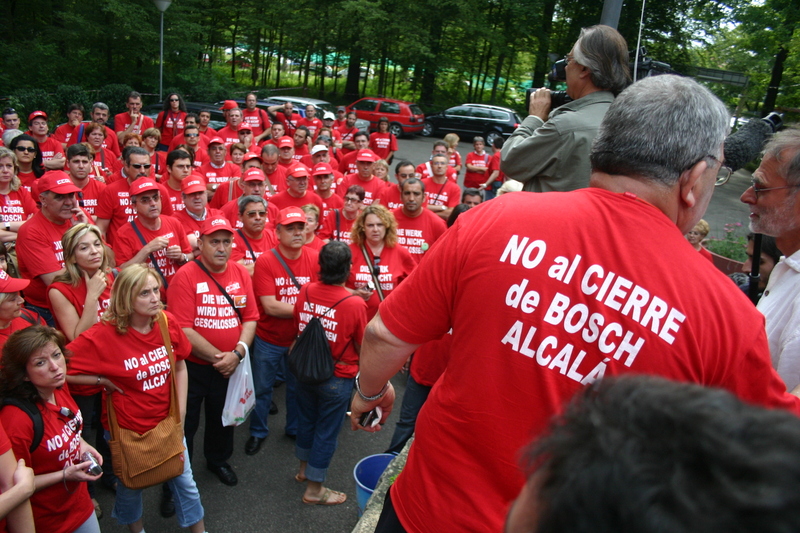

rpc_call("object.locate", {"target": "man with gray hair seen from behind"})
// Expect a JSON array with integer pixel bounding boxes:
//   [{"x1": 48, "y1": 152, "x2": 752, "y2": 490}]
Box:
[
  {"x1": 740, "y1": 128, "x2": 800, "y2": 390},
  {"x1": 350, "y1": 75, "x2": 800, "y2": 533},
  {"x1": 501, "y1": 25, "x2": 630, "y2": 192}
]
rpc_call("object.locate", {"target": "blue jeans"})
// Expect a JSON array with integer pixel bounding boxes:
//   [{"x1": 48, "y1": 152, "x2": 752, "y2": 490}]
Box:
[
  {"x1": 109, "y1": 437, "x2": 204, "y2": 528},
  {"x1": 295, "y1": 375, "x2": 354, "y2": 482},
  {"x1": 386, "y1": 374, "x2": 431, "y2": 454},
  {"x1": 249, "y1": 335, "x2": 298, "y2": 438}
]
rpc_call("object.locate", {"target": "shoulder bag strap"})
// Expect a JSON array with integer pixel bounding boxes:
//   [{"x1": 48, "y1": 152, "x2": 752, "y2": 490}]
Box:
[
  {"x1": 155, "y1": 312, "x2": 181, "y2": 422},
  {"x1": 130, "y1": 220, "x2": 169, "y2": 289},
  {"x1": 192, "y1": 259, "x2": 242, "y2": 323},
  {"x1": 334, "y1": 209, "x2": 341, "y2": 241},
  {"x1": 271, "y1": 248, "x2": 301, "y2": 290},
  {"x1": 360, "y1": 244, "x2": 385, "y2": 301},
  {"x1": 432, "y1": 180, "x2": 447, "y2": 207},
  {"x1": 236, "y1": 229, "x2": 257, "y2": 264},
  {"x1": 306, "y1": 287, "x2": 354, "y2": 363},
  {"x1": 264, "y1": 173, "x2": 275, "y2": 196}
]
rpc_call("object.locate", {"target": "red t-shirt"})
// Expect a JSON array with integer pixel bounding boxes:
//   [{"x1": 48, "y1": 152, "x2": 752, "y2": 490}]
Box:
[
  {"x1": 421, "y1": 178, "x2": 461, "y2": 209},
  {"x1": 317, "y1": 210, "x2": 356, "y2": 243},
  {"x1": 67, "y1": 124, "x2": 121, "y2": 157},
  {"x1": 378, "y1": 185, "x2": 403, "y2": 211},
  {"x1": 411, "y1": 332, "x2": 452, "y2": 387},
  {"x1": 336, "y1": 125, "x2": 360, "y2": 155},
  {"x1": 113, "y1": 216, "x2": 191, "y2": 290},
  {"x1": 304, "y1": 236, "x2": 325, "y2": 251},
  {"x1": 220, "y1": 198, "x2": 280, "y2": 231},
  {"x1": 270, "y1": 190, "x2": 325, "y2": 213},
  {"x1": 167, "y1": 260, "x2": 259, "y2": 365},
  {"x1": 150, "y1": 151, "x2": 168, "y2": 179},
  {"x1": 369, "y1": 132, "x2": 398, "y2": 160},
  {"x1": 337, "y1": 151, "x2": 360, "y2": 176},
  {"x1": 36, "y1": 137, "x2": 65, "y2": 162},
  {"x1": 215, "y1": 126, "x2": 241, "y2": 147},
  {"x1": 17, "y1": 171, "x2": 36, "y2": 193},
  {"x1": 464, "y1": 151, "x2": 490, "y2": 189},
  {"x1": 163, "y1": 182, "x2": 185, "y2": 213},
  {"x1": 300, "y1": 117, "x2": 323, "y2": 139},
  {"x1": 0, "y1": 187, "x2": 37, "y2": 223},
  {"x1": 380, "y1": 189, "x2": 800, "y2": 533},
  {"x1": 416, "y1": 162, "x2": 458, "y2": 183},
  {"x1": 253, "y1": 247, "x2": 319, "y2": 345},
  {"x1": 317, "y1": 193, "x2": 344, "y2": 232},
  {"x1": 95, "y1": 178, "x2": 174, "y2": 247},
  {"x1": 75, "y1": 178, "x2": 107, "y2": 217},
  {"x1": 487, "y1": 151, "x2": 504, "y2": 183},
  {"x1": 67, "y1": 312, "x2": 191, "y2": 434},
  {"x1": 0, "y1": 314, "x2": 40, "y2": 350},
  {"x1": 336, "y1": 174, "x2": 386, "y2": 206},
  {"x1": 230, "y1": 229, "x2": 278, "y2": 266},
  {"x1": 173, "y1": 207, "x2": 224, "y2": 241},
  {"x1": 198, "y1": 161, "x2": 241, "y2": 190},
  {"x1": 48, "y1": 275, "x2": 113, "y2": 332},
  {"x1": 392, "y1": 207, "x2": 447, "y2": 263},
  {"x1": 0, "y1": 387, "x2": 94, "y2": 533},
  {"x1": 449, "y1": 151, "x2": 462, "y2": 169},
  {"x1": 242, "y1": 108, "x2": 271, "y2": 137},
  {"x1": 114, "y1": 112, "x2": 155, "y2": 135},
  {"x1": 293, "y1": 282, "x2": 367, "y2": 378},
  {"x1": 347, "y1": 242, "x2": 416, "y2": 320},
  {"x1": 275, "y1": 114, "x2": 298, "y2": 138},
  {"x1": 156, "y1": 111, "x2": 187, "y2": 147},
  {"x1": 15, "y1": 212, "x2": 73, "y2": 307},
  {"x1": 52, "y1": 123, "x2": 76, "y2": 145}
]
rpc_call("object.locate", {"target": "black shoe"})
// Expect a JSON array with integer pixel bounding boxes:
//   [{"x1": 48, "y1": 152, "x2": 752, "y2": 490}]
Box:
[
  {"x1": 274, "y1": 380, "x2": 284, "y2": 388},
  {"x1": 285, "y1": 432, "x2": 297, "y2": 441},
  {"x1": 269, "y1": 401, "x2": 278, "y2": 415},
  {"x1": 245, "y1": 436, "x2": 265, "y2": 455},
  {"x1": 159, "y1": 491, "x2": 175, "y2": 518},
  {"x1": 208, "y1": 464, "x2": 238, "y2": 486}
]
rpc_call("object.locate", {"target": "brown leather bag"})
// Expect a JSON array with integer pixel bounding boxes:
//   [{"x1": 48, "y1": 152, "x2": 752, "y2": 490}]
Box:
[{"x1": 107, "y1": 312, "x2": 186, "y2": 490}]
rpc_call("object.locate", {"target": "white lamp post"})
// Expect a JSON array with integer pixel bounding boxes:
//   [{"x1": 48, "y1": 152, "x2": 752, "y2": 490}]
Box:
[{"x1": 153, "y1": 0, "x2": 173, "y2": 102}]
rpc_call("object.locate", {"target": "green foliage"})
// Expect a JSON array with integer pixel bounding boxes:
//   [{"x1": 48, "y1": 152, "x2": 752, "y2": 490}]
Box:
[
  {"x1": 705, "y1": 222, "x2": 747, "y2": 262},
  {"x1": 6, "y1": 89, "x2": 57, "y2": 128},
  {"x1": 95, "y1": 85, "x2": 136, "y2": 115},
  {"x1": 52, "y1": 86, "x2": 94, "y2": 122}
]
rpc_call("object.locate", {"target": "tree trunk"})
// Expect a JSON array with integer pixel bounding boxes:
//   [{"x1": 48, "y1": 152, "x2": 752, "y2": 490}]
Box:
[
  {"x1": 252, "y1": 27, "x2": 261, "y2": 87},
  {"x1": 319, "y1": 43, "x2": 327, "y2": 98},
  {"x1": 344, "y1": 46, "x2": 362, "y2": 100},
  {"x1": 490, "y1": 53, "x2": 505, "y2": 103},
  {"x1": 275, "y1": 28, "x2": 284, "y2": 88},
  {"x1": 230, "y1": 14, "x2": 239, "y2": 80},
  {"x1": 762, "y1": 44, "x2": 789, "y2": 116},
  {"x1": 533, "y1": 0, "x2": 557, "y2": 88}
]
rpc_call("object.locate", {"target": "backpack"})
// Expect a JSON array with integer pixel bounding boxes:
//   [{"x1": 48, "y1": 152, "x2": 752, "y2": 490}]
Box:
[
  {"x1": 1, "y1": 398, "x2": 43, "y2": 452},
  {"x1": 288, "y1": 293, "x2": 353, "y2": 385}
]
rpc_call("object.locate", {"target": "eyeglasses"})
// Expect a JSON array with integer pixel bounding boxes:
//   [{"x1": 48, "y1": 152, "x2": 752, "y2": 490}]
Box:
[
  {"x1": 131, "y1": 163, "x2": 152, "y2": 170},
  {"x1": 288, "y1": 176, "x2": 309, "y2": 182},
  {"x1": 749, "y1": 178, "x2": 800, "y2": 199},
  {"x1": 707, "y1": 155, "x2": 732, "y2": 187},
  {"x1": 564, "y1": 54, "x2": 575, "y2": 65},
  {"x1": 397, "y1": 173, "x2": 416, "y2": 179},
  {"x1": 185, "y1": 133, "x2": 199, "y2": 138},
  {"x1": 137, "y1": 193, "x2": 160, "y2": 204},
  {"x1": 344, "y1": 197, "x2": 361, "y2": 203},
  {"x1": 14, "y1": 146, "x2": 36, "y2": 153}
]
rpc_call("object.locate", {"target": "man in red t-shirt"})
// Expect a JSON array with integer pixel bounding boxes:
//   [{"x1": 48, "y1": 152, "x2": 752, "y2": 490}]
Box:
[
  {"x1": 349, "y1": 74, "x2": 800, "y2": 533},
  {"x1": 306, "y1": 145, "x2": 344, "y2": 187},
  {"x1": 463, "y1": 136, "x2": 490, "y2": 189},
  {"x1": 114, "y1": 177, "x2": 192, "y2": 292},
  {"x1": 292, "y1": 127, "x2": 310, "y2": 162},
  {"x1": 246, "y1": 207, "x2": 319, "y2": 454},
  {"x1": 337, "y1": 111, "x2": 360, "y2": 154},
  {"x1": 259, "y1": 122, "x2": 285, "y2": 148},
  {"x1": 378, "y1": 160, "x2": 416, "y2": 210},
  {"x1": 198, "y1": 137, "x2": 241, "y2": 198},
  {"x1": 230, "y1": 196, "x2": 278, "y2": 275},
  {"x1": 259, "y1": 144, "x2": 285, "y2": 200},
  {"x1": 52, "y1": 103, "x2": 84, "y2": 148},
  {"x1": 270, "y1": 164, "x2": 324, "y2": 213},
  {"x1": 318, "y1": 185, "x2": 363, "y2": 243},
  {"x1": 28, "y1": 111, "x2": 65, "y2": 170},
  {"x1": 337, "y1": 132, "x2": 371, "y2": 175},
  {"x1": 16, "y1": 171, "x2": 91, "y2": 323},
  {"x1": 416, "y1": 141, "x2": 458, "y2": 182},
  {"x1": 218, "y1": 167, "x2": 280, "y2": 230},
  {"x1": 162, "y1": 149, "x2": 194, "y2": 213},
  {"x1": 267, "y1": 103, "x2": 298, "y2": 138},
  {"x1": 167, "y1": 216, "x2": 258, "y2": 487},
  {"x1": 393, "y1": 178, "x2": 447, "y2": 263},
  {"x1": 242, "y1": 93, "x2": 271, "y2": 142},
  {"x1": 67, "y1": 103, "x2": 121, "y2": 158},
  {"x1": 169, "y1": 115, "x2": 211, "y2": 152},
  {"x1": 337, "y1": 150, "x2": 385, "y2": 206},
  {"x1": 65, "y1": 143, "x2": 106, "y2": 218},
  {"x1": 311, "y1": 163, "x2": 344, "y2": 226},
  {"x1": 216, "y1": 107, "x2": 243, "y2": 147},
  {"x1": 198, "y1": 108, "x2": 218, "y2": 137},
  {"x1": 95, "y1": 146, "x2": 175, "y2": 247},
  {"x1": 479, "y1": 137, "x2": 506, "y2": 200},
  {"x1": 114, "y1": 91, "x2": 155, "y2": 139},
  {"x1": 173, "y1": 175, "x2": 223, "y2": 255},
  {"x1": 276, "y1": 136, "x2": 296, "y2": 169},
  {"x1": 299, "y1": 105, "x2": 323, "y2": 140},
  {"x1": 422, "y1": 154, "x2": 462, "y2": 220},
  {"x1": 462, "y1": 188, "x2": 483, "y2": 208}
]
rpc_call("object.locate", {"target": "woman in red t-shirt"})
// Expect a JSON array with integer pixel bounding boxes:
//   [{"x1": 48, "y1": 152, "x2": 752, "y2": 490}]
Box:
[
  {"x1": 8, "y1": 135, "x2": 43, "y2": 193},
  {"x1": 142, "y1": 128, "x2": 166, "y2": 181},
  {"x1": 0, "y1": 147, "x2": 37, "y2": 244},
  {"x1": 156, "y1": 93, "x2": 188, "y2": 151},
  {"x1": 84, "y1": 123, "x2": 116, "y2": 183},
  {"x1": 0, "y1": 326, "x2": 102, "y2": 533}
]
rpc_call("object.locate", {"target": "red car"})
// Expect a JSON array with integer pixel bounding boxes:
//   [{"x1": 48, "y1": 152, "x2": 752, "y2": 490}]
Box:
[{"x1": 346, "y1": 97, "x2": 425, "y2": 137}]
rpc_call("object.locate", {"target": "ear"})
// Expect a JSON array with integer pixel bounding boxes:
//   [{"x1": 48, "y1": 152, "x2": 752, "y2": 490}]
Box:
[{"x1": 678, "y1": 159, "x2": 710, "y2": 209}]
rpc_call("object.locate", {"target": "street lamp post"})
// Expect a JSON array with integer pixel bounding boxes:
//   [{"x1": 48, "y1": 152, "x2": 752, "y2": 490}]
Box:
[{"x1": 153, "y1": 0, "x2": 173, "y2": 102}]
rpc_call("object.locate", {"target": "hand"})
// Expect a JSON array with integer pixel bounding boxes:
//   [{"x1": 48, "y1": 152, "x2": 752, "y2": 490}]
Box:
[
  {"x1": 65, "y1": 460, "x2": 102, "y2": 483},
  {"x1": 84, "y1": 270, "x2": 107, "y2": 301},
  {"x1": 477, "y1": 183, "x2": 486, "y2": 190},
  {"x1": 164, "y1": 245, "x2": 183, "y2": 261},
  {"x1": 213, "y1": 351, "x2": 239, "y2": 378},
  {"x1": 350, "y1": 382, "x2": 396, "y2": 433},
  {"x1": 529, "y1": 87, "x2": 552, "y2": 121},
  {"x1": 12, "y1": 459, "x2": 34, "y2": 498},
  {"x1": 146, "y1": 236, "x2": 170, "y2": 254},
  {"x1": 71, "y1": 208, "x2": 89, "y2": 224},
  {"x1": 80, "y1": 441, "x2": 103, "y2": 466},
  {"x1": 69, "y1": 117, "x2": 81, "y2": 127},
  {"x1": 354, "y1": 285, "x2": 372, "y2": 301},
  {"x1": 101, "y1": 377, "x2": 124, "y2": 395}
]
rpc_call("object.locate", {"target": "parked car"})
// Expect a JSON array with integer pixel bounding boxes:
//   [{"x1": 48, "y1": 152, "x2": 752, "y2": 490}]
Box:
[
  {"x1": 421, "y1": 103, "x2": 522, "y2": 146},
  {"x1": 346, "y1": 97, "x2": 425, "y2": 137},
  {"x1": 140, "y1": 102, "x2": 227, "y2": 130},
  {"x1": 215, "y1": 96, "x2": 370, "y2": 133}
]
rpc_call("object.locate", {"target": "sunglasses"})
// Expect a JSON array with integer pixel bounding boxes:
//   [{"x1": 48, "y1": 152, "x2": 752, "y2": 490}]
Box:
[
  {"x1": 14, "y1": 146, "x2": 36, "y2": 153},
  {"x1": 131, "y1": 163, "x2": 152, "y2": 170},
  {"x1": 169, "y1": 98, "x2": 180, "y2": 102}
]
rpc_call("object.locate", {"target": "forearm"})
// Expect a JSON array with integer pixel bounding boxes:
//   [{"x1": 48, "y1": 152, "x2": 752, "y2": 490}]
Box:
[
  {"x1": 1, "y1": 486, "x2": 34, "y2": 532},
  {"x1": 175, "y1": 360, "x2": 188, "y2": 425},
  {"x1": 359, "y1": 313, "x2": 418, "y2": 394},
  {"x1": 42, "y1": 157, "x2": 65, "y2": 170},
  {"x1": 238, "y1": 321, "x2": 256, "y2": 347},
  {"x1": 183, "y1": 328, "x2": 222, "y2": 364},
  {"x1": 260, "y1": 295, "x2": 295, "y2": 318},
  {"x1": 121, "y1": 247, "x2": 154, "y2": 269},
  {"x1": 73, "y1": 297, "x2": 101, "y2": 340}
]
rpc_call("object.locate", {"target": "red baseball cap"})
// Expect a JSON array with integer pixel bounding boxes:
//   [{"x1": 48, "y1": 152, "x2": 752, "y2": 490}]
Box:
[
  {"x1": 181, "y1": 176, "x2": 207, "y2": 195},
  {"x1": 277, "y1": 136, "x2": 294, "y2": 149},
  {"x1": 38, "y1": 171, "x2": 81, "y2": 195},
  {"x1": 242, "y1": 152, "x2": 263, "y2": 163},
  {"x1": 207, "y1": 136, "x2": 225, "y2": 146},
  {"x1": 356, "y1": 150, "x2": 378, "y2": 162},
  {"x1": 277, "y1": 207, "x2": 306, "y2": 226},
  {"x1": 199, "y1": 216, "x2": 235, "y2": 236},
  {"x1": 312, "y1": 163, "x2": 334, "y2": 176},
  {"x1": 28, "y1": 111, "x2": 47, "y2": 123},
  {"x1": 129, "y1": 177, "x2": 160, "y2": 196},
  {"x1": 243, "y1": 168, "x2": 266, "y2": 182},
  {"x1": 0, "y1": 270, "x2": 29, "y2": 293},
  {"x1": 238, "y1": 123, "x2": 253, "y2": 133},
  {"x1": 288, "y1": 164, "x2": 310, "y2": 178},
  {"x1": 219, "y1": 100, "x2": 239, "y2": 111}
]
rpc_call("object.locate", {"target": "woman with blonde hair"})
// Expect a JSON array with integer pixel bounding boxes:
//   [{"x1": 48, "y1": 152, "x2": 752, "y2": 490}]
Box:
[
  {"x1": 443, "y1": 132, "x2": 462, "y2": 173},
  {"x1": 347, "y1": 204, "x2": 416, "y2": 320},
  {"x1": 373, "y1": 159, "x2": 390, "y2": 182},
  {"x1": 0, "y1": 147, "x2": 37, "y2": 243}
]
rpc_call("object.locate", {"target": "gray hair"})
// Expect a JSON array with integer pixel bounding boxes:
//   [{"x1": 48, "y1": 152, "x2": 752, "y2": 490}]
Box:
[
  {"x1": 238, "y1": 195, "x2": 266, "y2": 216},
  {"x1": 92, "y1": 102, "x2": 109, "y2": 112},
  {"x1": 124, "y1": 146, "x2": 149, "y2": 165},
  {"x1": 573, "y1": 25, "x2": 631, "y2": 96},
  {"x1": 763, "y1": 128, "x2": 800, "y2": 187},
  {"x1": 261, "y1": 144, "x2": 279, "y2": 158},
  {"x1": 1, "y1": 129, "x2": 22, "y2": 147},
  {"x1": 590, "y1": 75, "x2": 729, "y2": 187}
]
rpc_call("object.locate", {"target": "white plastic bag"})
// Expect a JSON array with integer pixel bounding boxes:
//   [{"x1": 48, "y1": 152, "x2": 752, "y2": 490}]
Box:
[{"x1": 221, "y1": 352, "x2": 255, "y2": 427}]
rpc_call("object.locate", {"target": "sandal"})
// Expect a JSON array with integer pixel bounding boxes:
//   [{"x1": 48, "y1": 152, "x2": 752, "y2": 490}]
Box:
[
  {"x1": 302, "y1": 488, "x2": 347, "y2": 506},
  {"x1": 295, "y1": 473, "x2": 308, "y2": 483},
  {"x1": 92, "y1": 498, "x2": 103, "y2": 519}
]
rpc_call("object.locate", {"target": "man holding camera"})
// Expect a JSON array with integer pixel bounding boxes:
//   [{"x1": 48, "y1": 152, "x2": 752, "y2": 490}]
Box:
[{"x1": 502, "y1": 25, "x2": 630, "y2": 192}]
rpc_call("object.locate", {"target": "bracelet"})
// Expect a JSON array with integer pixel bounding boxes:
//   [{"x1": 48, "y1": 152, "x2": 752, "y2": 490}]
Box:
[
  {"x1": 355, "y1": 372, "x2": 389, "y2": 402},
  {"x1": 232, "y1": 349, "x2": 244, "y2": 362},
  {"x1": 236, "y1": 341, "x2": 250, "y2": 358},
  {"x1": 62, "y1": 464, "x2": 75, "y2": 494},
  {"x1": 96, "y1": 375, "x2": 102, "y2": 385}
]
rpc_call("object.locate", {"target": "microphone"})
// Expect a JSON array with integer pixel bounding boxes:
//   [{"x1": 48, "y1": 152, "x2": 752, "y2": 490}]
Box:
[{"x1": 723, "y1": 112, "x2": 783, "y2": 172}]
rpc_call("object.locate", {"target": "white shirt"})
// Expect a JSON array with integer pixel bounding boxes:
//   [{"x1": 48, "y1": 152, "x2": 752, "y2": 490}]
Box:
[{"x1": 758, "y1": 249, "x2": 800, "y2": 389}]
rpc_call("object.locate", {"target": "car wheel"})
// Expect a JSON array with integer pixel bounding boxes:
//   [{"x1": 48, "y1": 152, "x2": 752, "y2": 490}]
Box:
[
  {"x1": 389, "y1": 123, "x2": 404, "y2": 138},
  {"x1": 485, "y1": 130, "x2": 503, "y2": 147},
  {"x1": 421, "y1": 121, "x2": 434, "y2": 137}
]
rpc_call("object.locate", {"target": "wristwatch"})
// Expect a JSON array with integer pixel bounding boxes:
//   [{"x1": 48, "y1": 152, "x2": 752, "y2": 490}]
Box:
[{"x1": 233, "y1": 349, "x2": 244, "y2": 362}]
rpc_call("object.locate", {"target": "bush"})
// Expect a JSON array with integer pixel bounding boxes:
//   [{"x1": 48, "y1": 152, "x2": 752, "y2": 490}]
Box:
[
  {"x1": 172, "y1": 70, "x2": 238, "y2": 103},
  {"x1": 95, "y1": 84, "x2": 136, "y2": 115},
  {"x1": 7, "y1": 89, "x2": 57, "y2": 128},
  {"x1": 52, "y1": 86, "x2": 94, "y2": 123},
  {"x1": 705, "y1": 222, "x2": 747, "y2": 262}
]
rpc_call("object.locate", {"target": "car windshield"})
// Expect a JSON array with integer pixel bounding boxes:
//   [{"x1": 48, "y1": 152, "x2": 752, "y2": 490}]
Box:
[
  {"x1": 315, "y1": 102, "x2": 336, "y2": 114},
  {"x1": 409, "y1": 105, "x2": 424, "y2": 116}
]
